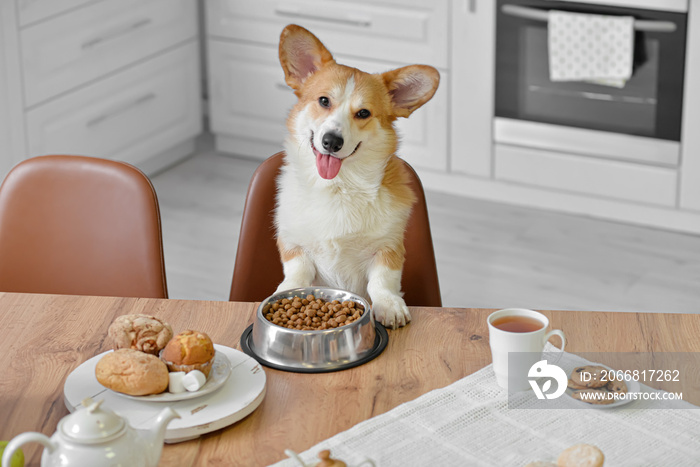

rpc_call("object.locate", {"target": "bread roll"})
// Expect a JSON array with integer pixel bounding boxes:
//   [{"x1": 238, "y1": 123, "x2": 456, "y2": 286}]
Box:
[
  {"x1": 108, "y1": 314, "x2": 173, "y2": 355},
  {"x1": 96, "y1": 349, "x2": 169, "y2": 396},
  {"x1": 161, "y1": 330, "x2": 215, "y2": 377}
]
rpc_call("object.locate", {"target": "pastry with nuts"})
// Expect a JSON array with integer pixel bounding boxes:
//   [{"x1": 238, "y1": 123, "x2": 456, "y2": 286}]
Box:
[{"x1": 108, "y1": 314, "x2": 173, "y2": 355}]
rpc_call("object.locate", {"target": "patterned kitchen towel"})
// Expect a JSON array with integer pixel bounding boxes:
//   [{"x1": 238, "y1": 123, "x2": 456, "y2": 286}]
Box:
[{"x1": 548, "y1": 10, "x2": 635, "y2": 88}]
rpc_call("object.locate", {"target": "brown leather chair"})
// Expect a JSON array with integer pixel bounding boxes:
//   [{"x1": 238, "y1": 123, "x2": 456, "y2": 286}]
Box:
[
  {"x1": 0, "y1": 155, "x2": 168, "y2": 298},
  {"x1": 229, "y1": 152, "x2": 442, "y2": 306}
]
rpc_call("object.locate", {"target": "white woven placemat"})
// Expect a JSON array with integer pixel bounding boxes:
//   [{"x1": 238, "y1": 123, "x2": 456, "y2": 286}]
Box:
[{"x1": 270, "y1": 346, "x2": 700, "y2": 466}]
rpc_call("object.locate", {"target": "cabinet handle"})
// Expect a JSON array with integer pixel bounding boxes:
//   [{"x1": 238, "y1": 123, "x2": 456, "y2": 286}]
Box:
[
  {"x1": 275, "y1": 82, "x2": 290, "y2": 91},
  {"x1": 274, "y1": 7, "x2": 371, "y2": 28},
  {"x1": 82, "y1": 18, "x2": 152, "y2": 50},
  {"x1": 86, "y1": 93, "x2": 156, "y2": 128}
]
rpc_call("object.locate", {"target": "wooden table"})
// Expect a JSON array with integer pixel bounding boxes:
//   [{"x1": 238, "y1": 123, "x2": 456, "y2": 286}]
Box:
[{"x1": 1, "y1": 292, "x2": 699, "y2": 466}]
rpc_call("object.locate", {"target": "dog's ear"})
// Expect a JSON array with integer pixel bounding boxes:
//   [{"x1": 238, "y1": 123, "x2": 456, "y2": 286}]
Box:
[
  {"x1": 381, "y1": 65, "x2": 440, "y2": 118},
  {"x1": 279, "y1": 24, "x2": 334, "y2": 91}
]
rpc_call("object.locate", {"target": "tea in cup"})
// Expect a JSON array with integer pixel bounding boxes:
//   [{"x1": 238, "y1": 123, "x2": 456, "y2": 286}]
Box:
[{"x1": 488, "y1": 308, "x2": 566, "y2": 391}]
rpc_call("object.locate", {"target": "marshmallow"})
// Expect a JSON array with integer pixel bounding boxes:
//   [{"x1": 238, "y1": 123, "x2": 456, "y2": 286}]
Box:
[
  {"x1": 168, "y1": 372, "x2": 186, "y2": 394},
  {"x1": 182, "y1": 370, "x2": 206, "y2": 392}
]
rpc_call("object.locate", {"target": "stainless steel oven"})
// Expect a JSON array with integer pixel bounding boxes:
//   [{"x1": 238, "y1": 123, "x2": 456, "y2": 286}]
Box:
[{"x1": 494, "y1": 0, "x2": 687, "y2": 166}]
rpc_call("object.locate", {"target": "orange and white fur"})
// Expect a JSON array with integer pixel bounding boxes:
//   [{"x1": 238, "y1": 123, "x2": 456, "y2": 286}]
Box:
[{"x1": 274, "y1": 25, "x2": 439, "y2": 329}]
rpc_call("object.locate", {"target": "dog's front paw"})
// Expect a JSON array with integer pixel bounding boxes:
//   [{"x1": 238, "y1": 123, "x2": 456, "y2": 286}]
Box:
[{"x1": 372, "y1": 294, "x2": 411, "y2": 329}]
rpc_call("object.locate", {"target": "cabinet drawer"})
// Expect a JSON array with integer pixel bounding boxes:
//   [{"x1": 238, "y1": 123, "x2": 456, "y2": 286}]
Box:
[
  {"x1": 208, "y1": 40, "x2": 447, "y2": 171},
  {"x1": 21, "y1": 0, "x2": 197, "y2": 107},
  {"x1": 26, "y1": 42, "x2": 201, "y2": 166},
  {"x1": 17, "y1": 0, "x2": 97, "y2": 27},
  {"x1": 494, "y1": 144, "x2": 678, "y2": 207},
  {"x1": 206, "y1": 0, "x2": 448, "y2": 69},
  {"x1": 208, "y1": 40, "x2": 294, "y2": 156}
]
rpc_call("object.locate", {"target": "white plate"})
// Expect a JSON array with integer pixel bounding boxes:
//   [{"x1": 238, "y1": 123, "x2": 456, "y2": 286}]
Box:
[
  {"x1": 64, "y1": 344, "x2": 267, "y2": 442},
  {"x1": 116, "y1": 352, "x2": 231, "y2": 401},
  {"x1": 565, "y1": 364, "x2": 642, "y2": 409}
]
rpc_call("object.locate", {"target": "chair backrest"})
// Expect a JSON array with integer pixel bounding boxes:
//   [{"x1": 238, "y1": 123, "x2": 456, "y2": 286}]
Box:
[
  {"x1": 0, "y1": 155, "x2": 168, "y2": 298},
  {"x1": 229, "y1": 152, "x2": 442, "y2": 306}
]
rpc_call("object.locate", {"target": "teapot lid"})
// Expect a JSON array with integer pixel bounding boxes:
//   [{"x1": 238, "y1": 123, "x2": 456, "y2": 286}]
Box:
[{"x1": 59, "y1": 398, "x2": 126, "y2": 444}]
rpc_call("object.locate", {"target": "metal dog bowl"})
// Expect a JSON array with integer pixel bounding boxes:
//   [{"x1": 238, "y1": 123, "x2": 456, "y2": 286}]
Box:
[{"x1": 240, "y1": 287, "x2": 388, "y2": 373}]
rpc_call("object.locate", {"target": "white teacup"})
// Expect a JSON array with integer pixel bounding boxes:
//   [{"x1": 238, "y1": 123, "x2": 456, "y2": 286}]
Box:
[{"x1": 487, "y1": 308, "x2": 566, "y2": 391}]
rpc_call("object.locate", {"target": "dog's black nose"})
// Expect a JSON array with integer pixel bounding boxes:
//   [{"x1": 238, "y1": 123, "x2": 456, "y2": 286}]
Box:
[{"x1": 322, "y1": 132, "x2": 344, "y2": 153}]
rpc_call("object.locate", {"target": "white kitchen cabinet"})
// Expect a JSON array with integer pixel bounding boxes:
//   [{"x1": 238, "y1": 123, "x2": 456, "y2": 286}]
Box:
[
  {"x1": 207, "y1": 40, "x2": 294, "y2": 160},
  {"x1": 1, "y1": 0, "x2": 201, "y2": 181},
  {"x1": 205, "y1": 0, "x2": 449, "y2": 171},
  {"x1": 450, "y1": 0, "x2": 495, "y2": 178},
  {"x1": 26, "y1": 43, "x2": 201, "y2": 166},
  {"x1": 679, "y1": 1, "x2": 700, "y2": 213},
  {"x1": 207, "y1": 0, "x2": 448, "y2": 68},
  {"x1": 494, "y1": 144, "x2": 678, "y2": 207},
  {"x1": 21, "y1": 0, "x2": 197, "y2": 107}
]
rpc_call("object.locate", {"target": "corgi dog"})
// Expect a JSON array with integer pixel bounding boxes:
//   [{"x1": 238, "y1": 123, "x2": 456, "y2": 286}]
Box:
[{"x1": 274, "y1": 24, "x2": 439, "y2": 329}]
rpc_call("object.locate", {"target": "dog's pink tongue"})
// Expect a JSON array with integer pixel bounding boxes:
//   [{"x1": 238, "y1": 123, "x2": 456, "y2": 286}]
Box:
[{"x1": 316, "y1": 153, "x2": 342, "y2": 180}]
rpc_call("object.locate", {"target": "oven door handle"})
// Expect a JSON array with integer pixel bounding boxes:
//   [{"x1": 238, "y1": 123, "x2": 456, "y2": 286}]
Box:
[{"x1": 501, "y1": 4, "x2": 677, "y2": 33}]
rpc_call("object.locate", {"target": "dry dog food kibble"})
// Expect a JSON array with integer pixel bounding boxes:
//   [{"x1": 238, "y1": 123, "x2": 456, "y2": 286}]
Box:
[{"x1": 262, "y1": 294, "x2": 365, "y2": 330}]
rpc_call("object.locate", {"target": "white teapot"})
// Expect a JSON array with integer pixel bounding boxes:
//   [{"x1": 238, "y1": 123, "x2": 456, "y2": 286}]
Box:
[{"x1": 2, "y1": 398, "x2": 179, "y2": 467}]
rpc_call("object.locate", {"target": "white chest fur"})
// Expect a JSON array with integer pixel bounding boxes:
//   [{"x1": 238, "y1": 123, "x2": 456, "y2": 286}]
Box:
[{"x1": 275, "y1": 154, "x2": 409, "y2": 298}]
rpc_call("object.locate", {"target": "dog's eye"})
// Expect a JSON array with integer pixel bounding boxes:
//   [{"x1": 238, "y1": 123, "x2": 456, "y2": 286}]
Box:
[
  {"x1": 356, "y1": 109, "x2": 371, "y2": 119},
  {"x1": 319, "y1": 96, "x2": 330, "y2": 108}
]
